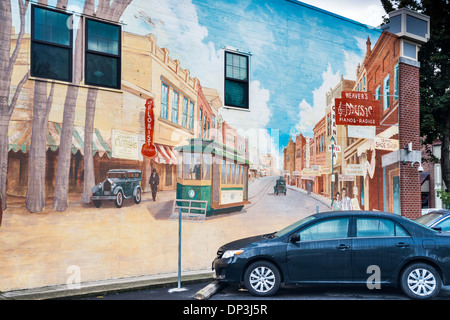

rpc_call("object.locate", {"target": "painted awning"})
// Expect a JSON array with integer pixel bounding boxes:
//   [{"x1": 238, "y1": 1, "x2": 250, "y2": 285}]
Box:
[
  {"x1": 8, "y1": 121, "x2": 112, "y2": 158},
  {"x1": 154, "y1": 144, "x2": 177, "y2": 165}
]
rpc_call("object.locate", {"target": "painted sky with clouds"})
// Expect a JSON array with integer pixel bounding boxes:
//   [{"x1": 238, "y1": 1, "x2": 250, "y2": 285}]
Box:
[{"x1": 121, "y1": 0, "x2": 384, "y2": 156}]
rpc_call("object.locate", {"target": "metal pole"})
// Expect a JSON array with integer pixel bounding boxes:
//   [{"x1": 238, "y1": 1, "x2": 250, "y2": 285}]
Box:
[
  {"x1": 178, "y1": 206, "x2": 182, "y2": 289},
  {"x1": 331, "y1": 144, "x2": 334, "y2": 207}
]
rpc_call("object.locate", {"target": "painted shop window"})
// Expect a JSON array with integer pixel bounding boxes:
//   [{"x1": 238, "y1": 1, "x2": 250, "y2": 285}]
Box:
[
  {"x1": 383, "y1": 74, "x2": 390, "y2": 111},
  {"x1": 224, "y1": 51, "x2": 249, "y2": 109},
  {"x1": 189, "y1": 101, "x2": 194, "y2": 130},
  {"x1": 182, "y1": 97, "x2": 188, "y2": 128},
  {"x1": 85, "y1": 19, "x2": 121, "y2": 89},
  {"x1": 376, "y1": 85, "x2": 381, "y2": 100},
  {"x1": 172, "y1": 90, "x2": 179, "y2": 124},
  {"x1": 161, "y1": 83, "x2": 169, "y2": 119},
  {"x1": 31, "y1": 5, "x2": 73, "y2": 82}
]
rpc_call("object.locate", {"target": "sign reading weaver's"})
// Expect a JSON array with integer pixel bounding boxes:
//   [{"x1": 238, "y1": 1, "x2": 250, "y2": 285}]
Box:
[{"x1": 335, "y1": 91, "x2": 381, "y2": 126}]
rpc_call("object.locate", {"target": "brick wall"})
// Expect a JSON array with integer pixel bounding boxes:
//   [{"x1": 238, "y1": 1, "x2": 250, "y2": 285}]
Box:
[{"x1": 398, "y1": 62, "x2": 421, "y2": 219}]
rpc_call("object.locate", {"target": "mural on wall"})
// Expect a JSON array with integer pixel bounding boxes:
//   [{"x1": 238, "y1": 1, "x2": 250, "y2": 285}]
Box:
[{"x1": 1, "y1": 0, "x2": 424, "y2": 292}]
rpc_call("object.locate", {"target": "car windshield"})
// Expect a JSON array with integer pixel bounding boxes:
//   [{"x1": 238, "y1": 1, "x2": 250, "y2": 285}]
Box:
[
  {"x1": 274, "y1": 216, "x2": 316, "y2": 237},
  {"x1": 415, "y1": 212, "x2": 444, "y2": 225},
  {"x1": 107, "y1": 172, "x2": 127, "y2": 179}
]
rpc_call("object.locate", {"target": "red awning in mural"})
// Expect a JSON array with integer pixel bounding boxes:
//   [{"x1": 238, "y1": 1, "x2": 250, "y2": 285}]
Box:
[{"x1": 154, "y1": 144, "x2": 177, "y2": 165}]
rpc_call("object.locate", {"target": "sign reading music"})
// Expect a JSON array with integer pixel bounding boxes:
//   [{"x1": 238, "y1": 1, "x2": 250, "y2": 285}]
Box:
[{"x1": 335, "y1": 91, "x2": 381, "y2": 127}]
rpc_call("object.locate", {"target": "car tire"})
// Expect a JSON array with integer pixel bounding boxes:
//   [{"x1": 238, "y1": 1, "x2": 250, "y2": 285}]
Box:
[
  {"x1": 400, "y1": 263, "x2": 442, "y2": 300},
  {"x1": 93, "y1": 200, "x2": 102, "y2": 208},
  {"x1": 115, "y1": 190, "x2": 124, "y2": 208},
  {"x1": 244, "y1": 261, "x2": 281, "y2": 297},
  {"x1": 134, "y1": 188, "x2": 142, "y2": 204}
]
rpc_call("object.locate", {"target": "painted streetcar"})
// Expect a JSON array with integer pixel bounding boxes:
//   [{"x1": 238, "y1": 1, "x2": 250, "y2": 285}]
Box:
[{"x1": 174, "y1": 139, "x2": 250, "y2": 216}]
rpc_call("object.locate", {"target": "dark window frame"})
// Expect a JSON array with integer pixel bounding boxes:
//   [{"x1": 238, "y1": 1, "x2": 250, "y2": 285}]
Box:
[
  {"x1": 224, "y1": 51, "x2": 250, "y2": 110},
  {"x1": 31, "y1": 4, "x2": 73, "y2": 82},
  {"x1": 84, "y1": 18, "x2": 122, "y2": 90}
]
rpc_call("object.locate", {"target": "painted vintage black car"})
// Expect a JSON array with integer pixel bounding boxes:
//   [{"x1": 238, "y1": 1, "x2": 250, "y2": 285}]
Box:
[
  {"x1": 91, "y1": 169, "x2": 142, "y2": 208},
  {"x1": 212, "y1": 211, "x2": 450, "y2": 300}
]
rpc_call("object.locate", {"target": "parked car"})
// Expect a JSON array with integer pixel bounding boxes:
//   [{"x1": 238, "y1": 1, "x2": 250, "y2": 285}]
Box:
[
  {"x1": 212, "y1": 211, "x2": 450, "y2": 300},
  {"x1": 416, "y1": 209, "x2": 450, "y2": 232},
  {"x1": 91, "y1": 169, "x2": 142, "y2": 208}
]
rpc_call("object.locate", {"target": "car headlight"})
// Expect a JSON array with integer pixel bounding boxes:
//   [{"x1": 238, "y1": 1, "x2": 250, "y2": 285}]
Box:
[{"x1": 222, "y1": 250, "x2": 244, "y2": 259}]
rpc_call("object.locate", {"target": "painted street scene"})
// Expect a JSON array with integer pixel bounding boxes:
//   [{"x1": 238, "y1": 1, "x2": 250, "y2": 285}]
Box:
[{"x1": 1, "y1": 0, "x2": 450, "y2": 302}]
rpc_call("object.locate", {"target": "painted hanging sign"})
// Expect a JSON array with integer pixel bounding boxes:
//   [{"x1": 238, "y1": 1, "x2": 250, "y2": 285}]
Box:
[
  {"x1": 141, "y1": 99, "x2": 157, "y2": 158},
  {"x1": 335, "y1": 91, "x2": 381, "y2": 126}
]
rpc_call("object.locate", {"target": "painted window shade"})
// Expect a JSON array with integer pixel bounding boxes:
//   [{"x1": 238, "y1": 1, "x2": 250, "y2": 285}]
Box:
[
  {"x1": 161, "y1": 83, "x2": 169, "y2": 119},
  {"x1": 182, "y1": 97, "x2": 188, "y2": 128},
  {"x1": 172, "y1": 91, "x2": 179, "y2": 124}
]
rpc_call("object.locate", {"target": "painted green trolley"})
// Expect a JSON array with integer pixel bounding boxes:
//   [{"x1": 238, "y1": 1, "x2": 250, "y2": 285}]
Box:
[{"x1": 174, "y1": 138, "x2": 250, "y2": 217}]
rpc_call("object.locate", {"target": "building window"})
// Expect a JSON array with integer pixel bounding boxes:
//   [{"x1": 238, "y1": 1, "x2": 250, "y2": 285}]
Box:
[
  {"x1": 172, "y1": 90, "x2": 179, "y2": 124},
  {"x1": 376, "y1": 85, "x2": 381, "y2": 100},
  {"x1": 224, "y1": 51, "x2": 249, "y2": 109},
  {"x1": 85, "y1": 19, "x2": 121, "y2": 89},
  {"x1": 394, "y1": 64, "x2": 399, "y2": 101},
  {"x1": 182, "y1": 97, "x2": 188, "y2": 128},
  {"x1": 383, "y1": 75, "x2": 390, "y2": 110},
  {"x1": 161, "y1": 83, "x2": 169, "y2": 119},
  {"x1": 31, "y1": 5, "x2": 73, "y2": 82},
  {"x1": 189, "y1": 101, "x2": 194, "y2": 130}
]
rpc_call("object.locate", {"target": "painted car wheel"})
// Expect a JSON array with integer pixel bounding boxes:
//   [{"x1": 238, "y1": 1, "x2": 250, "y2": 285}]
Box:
[
  {"x1": 134, "y1": 188, "x2": 141, "y2": 204},
  {"x1": 115, "y1": 190, "x2": 124, "y2": 208}
]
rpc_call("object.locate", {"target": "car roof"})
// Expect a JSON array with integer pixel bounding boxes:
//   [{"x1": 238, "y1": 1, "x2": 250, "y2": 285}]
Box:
[
  {"x1": 313, "y1": 210, "x2": 405, "y2": 220},
  {"x1": 108, "y1": 169, "x2": 142, "y2": 173}
]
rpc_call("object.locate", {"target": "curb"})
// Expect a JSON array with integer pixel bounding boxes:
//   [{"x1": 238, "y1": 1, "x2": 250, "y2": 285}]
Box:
[{"x1": 1, "y1": 270, "x2": 214, "y2": 300}]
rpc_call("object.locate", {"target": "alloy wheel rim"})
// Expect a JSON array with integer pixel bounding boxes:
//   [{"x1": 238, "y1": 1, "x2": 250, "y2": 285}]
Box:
[
  {"x1": 249, "y1": 266, "x2": 276, "y2": 293},
  {"x1": 407, "y1": 268, "x2": 436, "y2": 297}
]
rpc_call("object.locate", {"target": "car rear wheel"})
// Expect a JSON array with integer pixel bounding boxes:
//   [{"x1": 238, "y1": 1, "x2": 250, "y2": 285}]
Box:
[
  {"x1": 134, "y1": 188, "x2": 142, "y2": 204},
  {"x1": 400, "y1": 263, "x2": 441, "y2": 300},
  {"x1": 244, "y1": 261, "x2": 281, "y2": 297},
  {"x1": 115, "y1": 190, "x2": 124, "y2": 208}
]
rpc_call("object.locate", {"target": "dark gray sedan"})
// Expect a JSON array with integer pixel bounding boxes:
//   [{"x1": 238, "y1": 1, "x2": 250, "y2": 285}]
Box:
[{"x1": 212, "y1": 211, "x2": 450, "y2": 300}]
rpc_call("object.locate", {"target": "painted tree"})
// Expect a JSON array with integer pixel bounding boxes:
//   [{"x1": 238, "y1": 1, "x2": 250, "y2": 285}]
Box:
[
  {"x1": 53, "y1": 0, "x2": 132, "y2": 211},
  {"x1": 381, "y1": 0, "x2": 450, "y2": 193},
  {"x1": 0, "y1": 0, "x2": 29, "y2": 211}
]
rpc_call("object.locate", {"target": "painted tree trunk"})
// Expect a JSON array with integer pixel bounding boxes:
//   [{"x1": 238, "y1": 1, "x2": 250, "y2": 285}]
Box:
[
  {"x1": 26, "y1": 81, "x2": 54, "y2": 213},
  {"x1": 0, "y1": 113, "x2": 10, "y2": 211},
  {"x1": 82, "y1": 88, "x2": 98, "y2": 204}
]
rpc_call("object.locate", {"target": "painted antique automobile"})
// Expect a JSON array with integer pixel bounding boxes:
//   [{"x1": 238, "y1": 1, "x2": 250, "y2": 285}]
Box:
[
  {"x1": 91, "y1": 169, "x2": 142, "y2": 208},
  {"x1": 274, "y1": 176, "x2": 286, "y2": 195}
]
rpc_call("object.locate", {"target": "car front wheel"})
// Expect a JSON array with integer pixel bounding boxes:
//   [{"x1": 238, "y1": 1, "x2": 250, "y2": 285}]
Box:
[
  {"x1": 400, "y1": 263, "x2": 442, "y2": 300},
  {"x1": 244, "y1": 261, "x2": 281, "y2": 297},
  {"x1": 115, "y1": 190, "x2": 124, "y2": 208},
  {"x1": 134, "y1": 188, "x2": 141, "y2": 204}
]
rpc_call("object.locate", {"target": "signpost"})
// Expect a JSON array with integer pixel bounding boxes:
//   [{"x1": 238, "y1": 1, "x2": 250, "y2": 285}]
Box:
[{"x1": 330, "y1": 136, "x2": 336, "y2": 207}]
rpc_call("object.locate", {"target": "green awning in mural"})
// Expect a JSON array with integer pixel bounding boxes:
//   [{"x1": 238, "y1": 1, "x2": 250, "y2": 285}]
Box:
[{"x1": 8, "y1": 120, "x2": 112, "y2": 158}]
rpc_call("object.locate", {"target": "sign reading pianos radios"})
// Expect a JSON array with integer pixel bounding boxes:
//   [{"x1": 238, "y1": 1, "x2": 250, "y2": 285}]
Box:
[{"x1": 112, "y1": 129, "x2": 144, "y2": 161}]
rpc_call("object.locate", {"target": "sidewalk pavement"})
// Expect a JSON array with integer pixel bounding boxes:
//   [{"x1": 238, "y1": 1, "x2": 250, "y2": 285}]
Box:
[
  {"x1": 286, "y1": 184, "x2": 332, "y2": 210},
  {"x1": 0, "y1": 269, "x2": 214, "y2": 300}
]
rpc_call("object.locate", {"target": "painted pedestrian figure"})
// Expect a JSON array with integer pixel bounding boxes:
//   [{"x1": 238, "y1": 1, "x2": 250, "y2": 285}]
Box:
[
  {"x1": 340, "y1": 188, "x2": 352, "y2": 211},
  {"x1": 149, "y1": 169, "x2": 159, "y2": 201}
]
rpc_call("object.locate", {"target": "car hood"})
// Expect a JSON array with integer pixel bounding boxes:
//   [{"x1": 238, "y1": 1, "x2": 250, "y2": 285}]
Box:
[{"x1": 219, "y1": 234, "x2": 267, "y2": 252}]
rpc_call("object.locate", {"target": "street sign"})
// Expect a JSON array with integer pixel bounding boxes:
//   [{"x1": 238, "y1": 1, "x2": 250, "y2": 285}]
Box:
[
  {"x1": 335, "y1": 91, "x2": 381, "y2": 126},
  {"x1": 328, "y1": 144, "x2": 341, "y2": 153}
]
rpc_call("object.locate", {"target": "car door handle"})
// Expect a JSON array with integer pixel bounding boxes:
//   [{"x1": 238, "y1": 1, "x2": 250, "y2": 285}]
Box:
[
  {"x1": 395, "y1": 242, "x2": 409, "y2": 248},
  {"x1": 336, "y1": 244, "x2": 350, "y2": 250}
]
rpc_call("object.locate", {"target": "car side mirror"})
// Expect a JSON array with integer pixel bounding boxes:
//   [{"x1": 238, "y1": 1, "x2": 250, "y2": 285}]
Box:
[
  {"x1": 432, "y1": 226, "x2": 442, "y2": 232},
  {"x1": 290, "y1": 233, "x2": 300, "y2": 243}
]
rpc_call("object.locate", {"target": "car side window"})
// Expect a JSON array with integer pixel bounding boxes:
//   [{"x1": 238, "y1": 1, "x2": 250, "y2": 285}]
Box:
[
  {"x1": 356, "y1": 218, "x2": 408, "y2": 238},
  {"x1": 435, "y1": 217, "x2": 450, "y2": 232},
  {"x1": 298, "y1": 218, "x2": 350, "y2": 242}
]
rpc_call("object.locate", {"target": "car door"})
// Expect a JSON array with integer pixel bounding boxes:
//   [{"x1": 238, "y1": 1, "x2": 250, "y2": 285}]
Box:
[
  {"x1": 286, "y1": 217, "x2": 352, "y2": 283},
  {"x1": 351, "y1": 217, "x2": 415, "y2": 283}
]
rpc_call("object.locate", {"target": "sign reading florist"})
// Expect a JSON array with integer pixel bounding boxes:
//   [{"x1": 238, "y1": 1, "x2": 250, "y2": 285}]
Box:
[{"x1": 335, "y1": 91, "x2": 381, "y2": 126}]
